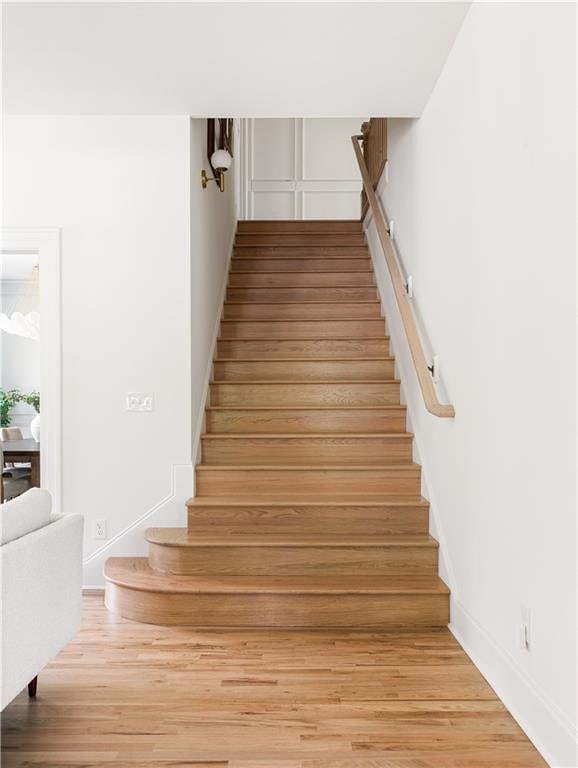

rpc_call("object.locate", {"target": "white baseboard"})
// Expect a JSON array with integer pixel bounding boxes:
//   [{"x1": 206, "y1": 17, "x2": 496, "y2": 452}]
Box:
[
  {"x1": 451, "y1": 598, "x2": 578, "y2": 768},
  {"x1": 191, "y1": 225, "x2": 237, "y2": 475},
  {"x1": 82, "y1": 463, "x2": 192, "y2": 587}
]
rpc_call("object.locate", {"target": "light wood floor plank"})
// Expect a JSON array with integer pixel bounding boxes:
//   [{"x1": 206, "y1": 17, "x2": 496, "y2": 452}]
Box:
[{"x1": 1, "y1": 596, "x2": 546, "y2": 767}]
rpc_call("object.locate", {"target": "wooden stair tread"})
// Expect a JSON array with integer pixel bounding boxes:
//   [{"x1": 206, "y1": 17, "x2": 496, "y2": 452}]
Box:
[
  {"x1": 222, "y1": 316, "x2": 381, "y2": 321},
  {"x1": 237, "y1": 227, "x2": 363, "y2": 229},
  {"x1": 229, "y1": 286, "x2": 381, "y2": 290},
  {"x1": 145, "y1": 528, "x2": 437, "y2": 548},
  {"x1": 232, "y1": 256, "x2": 370, "y2": 261},
  {"x1": 232, "y1": 257, "x2": 371, "y2": 262},
  {"x1": 105, "y1": 558, "x2": 448, "y2": 595},
  {"x1": 224, "y1": 299, "x2": 380, "y2": 304},
  {"x1": 187, "y1": 495, "x2": 429, "y2": 507},
  {"x1": 228, "y1": 269, "x2": 373, "y2": 273},
  {"x1": 201, "y1": 432, "x2": 412, "y2": 439},
  {"x1": 196, "y1": 463, "x2": 420, "y2": 471},
  {"x1": 214, "y1": 356, "x2": 394, "y2": 362},
  {"x1": 206, "y1": 405, "x2": 406, "y2": 411},
  {"x1": 234, "y1": 239, "x2": 365, "y2": 243},
  {"x1": 228, "y1": 285, "x2": 376, "y2": 288},
  {"x1": 218, "y1": 336, "x2": 389, "y2": 340},
  {"x1": 237, "y1": 220, "x2": 362, "y2": 229},
  {"x1": 211, "y1": 379, "x2": 399, "y2": 384}
]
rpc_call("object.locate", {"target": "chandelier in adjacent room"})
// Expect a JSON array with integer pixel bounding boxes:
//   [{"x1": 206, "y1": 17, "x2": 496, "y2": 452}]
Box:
[{"x1": 0, "y1": 264, "x2": 40, "y2": 340}]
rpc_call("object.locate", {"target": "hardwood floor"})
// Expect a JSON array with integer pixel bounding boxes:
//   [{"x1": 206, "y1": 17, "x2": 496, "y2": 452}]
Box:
[
  {"x1": 0, "y1": 595, "x2": 547, "y2": 767},
  {"x1": 36, "y1": 220, "x2": 544, "y2": 764}
]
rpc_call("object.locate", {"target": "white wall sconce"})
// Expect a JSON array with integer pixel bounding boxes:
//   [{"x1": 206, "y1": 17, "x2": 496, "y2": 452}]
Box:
[{"x1": 201, "y1": 149, "x2": 232, "y2": 192}]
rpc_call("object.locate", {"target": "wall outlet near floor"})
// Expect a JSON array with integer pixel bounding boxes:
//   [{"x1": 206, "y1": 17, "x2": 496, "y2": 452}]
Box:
[
  {"x1": 126, "y1": 392, "x2": 154, "y2": 411},
  {"x1": 518, "y1": 605, "x2": 531, "y2": 651},
  {"x1": 94, "y1": 519, "x2": 107, "y2": 540}
]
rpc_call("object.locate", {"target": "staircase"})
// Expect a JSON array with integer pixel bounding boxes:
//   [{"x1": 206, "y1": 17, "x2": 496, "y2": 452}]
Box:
[{"x1": 104, "y1": 220, "x2": 449, "y2": 628}]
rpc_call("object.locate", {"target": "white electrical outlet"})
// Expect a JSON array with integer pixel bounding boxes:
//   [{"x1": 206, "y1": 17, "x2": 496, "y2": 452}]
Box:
[
  {"x1": 519, "y1": 605, "x2": 531, "y2": 651},
  {"x1": 94, "y1": 519, "x2": 107, "y2": 540},
  {"x1": 126, "y1": 392, "x2": 154, "y2": 412}
]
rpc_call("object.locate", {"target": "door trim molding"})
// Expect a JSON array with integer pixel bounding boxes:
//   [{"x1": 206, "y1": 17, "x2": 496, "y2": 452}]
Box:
[{"x1": 1, "y1": 227, "x2": 62, "y2": 511}]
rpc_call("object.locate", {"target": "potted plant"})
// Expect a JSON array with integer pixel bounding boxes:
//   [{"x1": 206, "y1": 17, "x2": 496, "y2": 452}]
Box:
[
  {"x1": 0, "y1": 389, "x2": 23, "y2": 428},
  {"x1": 23, "y1": 392, "x2": 40, "y2": 441}
]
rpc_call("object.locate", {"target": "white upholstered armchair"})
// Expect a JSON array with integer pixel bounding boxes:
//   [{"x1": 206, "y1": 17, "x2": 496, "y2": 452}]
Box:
[{"x1": 1, "y1": 488, "x2": 83, "y2": 709}]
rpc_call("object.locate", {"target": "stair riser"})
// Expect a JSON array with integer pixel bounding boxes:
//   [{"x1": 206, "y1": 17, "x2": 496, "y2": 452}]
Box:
[
  {"x1": 205, "y1": 408, "x2": 406, "y2": 434},
  {"x1": 187, "y1": 504, "x2": 429, "y2": 535},
  {"x1": 223, "y1": 302, "x2": 381, "y2": 320},
  {"x1": 229, "y1": 272, "x2": 375, "y2": 288},
  {"x1": 236, "y1": 234, "x2": 366, "y2": 246},
  {"x1": 213, "y1": 360, "x2": 395, "y2": 381},
  {"x1": 220, "y1": 319, "x2": 385, "y2": 339},
  {"x1": 237, "y1": 221, "x2": 362, "y2": 234},
  {"x1": 210, "y1": 382, "x2": 400, "y2": 407},
  {"x1": 229, "y1": 271, "x2": 376, "y2": 288},
  {"x1": 196, "y1": 468, "x2": 421, "y2": 497},
  {"x1": 201, "y1": 436, "x2": 413, "y2": 465},
  {"x1": 217, "y1": 339, "x2": 390, "y2": 360},
  {"x1": 234, "y1": 246, "x2": 370, "y2": 258},
  {"x1": 106, "y1": 585, "x2": 448, "y2": 628},
  {"x1": 232, "y1": 258, "x2": 371, "y2": 272},
  {"x1": 227, "y1": 287, "x2": 378, "y2": 302},
  {"x1": 148, "y1": 544, "x2": 437, "y2": 576}
]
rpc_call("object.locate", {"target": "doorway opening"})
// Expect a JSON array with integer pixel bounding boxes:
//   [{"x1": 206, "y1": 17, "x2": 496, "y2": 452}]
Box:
[{"x1": 0, "y1": 229, "x2": 61, "y2": 509}]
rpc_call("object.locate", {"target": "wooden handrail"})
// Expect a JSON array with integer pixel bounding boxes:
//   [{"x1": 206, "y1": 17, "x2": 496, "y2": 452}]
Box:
[{"x1": 352, "y1": 134, "x2": 455, "y2": 418}]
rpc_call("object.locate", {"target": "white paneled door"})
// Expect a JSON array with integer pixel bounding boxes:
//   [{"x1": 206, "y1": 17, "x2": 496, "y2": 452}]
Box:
[{"x1": 240, "y1": 118, "x2": 365, "y2": 220}]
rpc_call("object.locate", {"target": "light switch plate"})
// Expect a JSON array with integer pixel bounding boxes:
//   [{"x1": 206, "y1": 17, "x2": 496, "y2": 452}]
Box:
[{"x1": 126, "y1": 392, "x2": 154, "y2": 411}]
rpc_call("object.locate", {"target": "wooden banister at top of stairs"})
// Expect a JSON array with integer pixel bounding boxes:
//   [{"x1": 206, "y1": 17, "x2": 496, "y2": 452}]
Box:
[
  {"x1": 352, "y1": 134, "x2": 455, "y2": 419},
  {"x1": 360, "y1": 118, "x2": 388, "y2": 220}
]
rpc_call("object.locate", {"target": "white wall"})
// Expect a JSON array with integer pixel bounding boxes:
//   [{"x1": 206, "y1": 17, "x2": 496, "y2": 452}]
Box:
[
  {"x1": 366, "y1": 4, "x2": 576, "y2": 766},
  {"x1": 189, "y1": 118, "x2": 237, "y2": 458},
  {"x1": 241, "y1": 119, "x2": 364, "y2": 219},
  {"x1": 2, "y1": 116, "x2": 197, "y2": 585}
]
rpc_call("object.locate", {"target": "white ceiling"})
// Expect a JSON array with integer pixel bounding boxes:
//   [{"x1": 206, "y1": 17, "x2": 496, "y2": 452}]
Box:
[{"x1": 3, "y1": 2, "x2": 470, "y2": 116}]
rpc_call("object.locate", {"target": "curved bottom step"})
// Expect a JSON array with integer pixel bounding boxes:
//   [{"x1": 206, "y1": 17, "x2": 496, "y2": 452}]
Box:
[
  {"x1": 104, "y1": 557, "x2": 449, "y2": 628},
  {"x1": 145, "y1": 528, "x2": 439, "y2": 576}
]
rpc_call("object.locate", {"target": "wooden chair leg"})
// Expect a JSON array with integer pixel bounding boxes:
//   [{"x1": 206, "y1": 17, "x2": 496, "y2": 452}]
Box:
[{"x1": 28, "y1": 676, "x2": 38, "y2": 697}]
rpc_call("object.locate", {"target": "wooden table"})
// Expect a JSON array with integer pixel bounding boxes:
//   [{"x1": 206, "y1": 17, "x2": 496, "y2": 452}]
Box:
[{"x1": 1, "y1": 439, "x2": 41, "y2": 502}]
